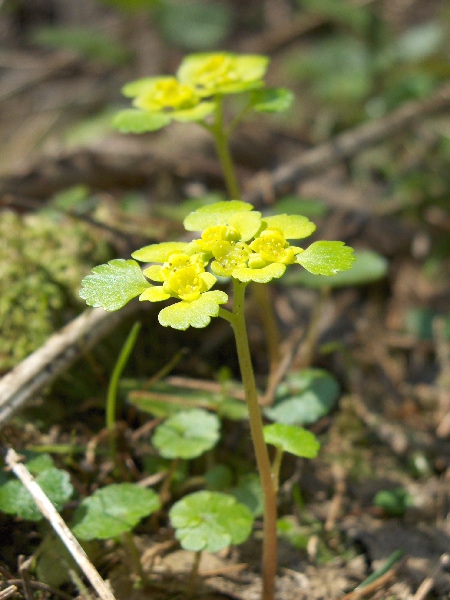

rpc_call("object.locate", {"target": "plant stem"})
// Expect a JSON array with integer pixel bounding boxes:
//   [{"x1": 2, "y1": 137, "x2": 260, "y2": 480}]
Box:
[
  {"x1": 106, "y1": 321, "x2": 141, "y2": 460},
  {"x1": 220, "y1": 280, "x2": 278, "y2": 600},
  {"x1": 187, "y1": 550, "x2": 202, "y2": 598},
  {"x1": 211, "y1": 96, "x2": 241, "y2": 199}
]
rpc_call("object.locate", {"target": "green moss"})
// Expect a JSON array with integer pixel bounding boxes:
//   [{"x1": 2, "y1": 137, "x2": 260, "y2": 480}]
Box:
[{"x1": 0, "y1": 210, "x2": 111, "y2": 371}]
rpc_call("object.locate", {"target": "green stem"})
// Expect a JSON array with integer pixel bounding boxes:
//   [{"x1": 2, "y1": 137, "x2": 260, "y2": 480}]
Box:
[
  {"x1": 211, "y1": 96, "x2": 241, "y2": 199},
  {"x1": 106, "y1": 321, "x2": 141, "y2": 460},
  {"x1": 220, "y1": 280, "x2": 277, "y2": 600}
]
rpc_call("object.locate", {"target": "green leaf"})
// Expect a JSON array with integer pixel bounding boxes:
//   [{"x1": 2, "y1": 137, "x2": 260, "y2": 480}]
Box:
[
  {"x1": 0, "y1": 468, "x2": 73, "y2": 521},
  {"x1": 296, "y1": 241, "x2": 355, "y2": 275},
  {"x1": 152, "y1": 408, "x2": 220, "y2": 459},
  {"x1": 158, "y1": 290, "x2": 228, "y2": 329},
  {"x1": 264, "y1": 369, "x2": 340, "y2": 426},
  {"x1": 250, "y1": 87, "x2": 294, "y2": 113},
  {"x1": 184, "y1": 200, "x2": 262, "y2": 242},
  {"x1": 72, "y1": 483, "x2": 160, "y2": 540},
  {"x1": 169, "y1": 491, "x2": 254, "y2": 552},
  {"x1": 231, "y1": 474, "x2": 263, "y2": 517},
  {"x1": 263, "y1": 423, "x2": 320, "y2": 458},
  {"x1": 284, "y1": 250, "x2": 388, "y2": 288},
  {"x1": 157, "y1": 0, "x2": 233, "y2": 50},
  {"x1": 232, "y1": 263, "x2": 286, "y2": 283},
  {"x1": 132, "y1": 241, "x2": 189, "y2": 263},
  {"x1": 79, "y1": 259, "x2": 151, "y2": 311},
  {"x1": 112, "y1": 109, "x2": 170, "y2": 133},
  {"x1": 262, "y1": 214, "x2": 316, "y2": 239}
]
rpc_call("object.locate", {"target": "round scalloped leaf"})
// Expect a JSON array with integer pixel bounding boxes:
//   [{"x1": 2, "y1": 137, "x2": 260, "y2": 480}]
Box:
[
  {"x1": 79, "y1": 259, "x2": 151, "y2": 311},
  {"x1": 232, "y1": 262, "x2": 286, "y2": 283},
  {"x1": 231, "y1": 473, "x2": 263, "y2": 517},
  {"x1": 158, "y1": 290, "x2": 228, "y2": 330},
  {"x1": 263, "y1": 423, "x2": 320, "y2": 458},
  {"x1": 250, "y1": 87, "x2": 294, "y2": 113},
  {"x1": 296, "y1": 241, "x2": 355, "y2": 275},
  {"x1": 153, "y1": 408, "x2": 220, "y2": 459},
  {"x1": 112, "y1": 109, "x2": 171, "y2": 133},
  {"x1": 283, "y1": 250, "x2": 388, "y2": 288},
  {"x1": 264, "y1": 369, "x2": 340, "y2": 425},
  {"x1": 132, "y1": 241, "x2": 189, "y2": 263},
  {"x1": 169, "y1": 491, "x2": 254, "y2": 552},
  {"x1": 0, "y1": 468, "x2": 73, "y2": 521},
  {"x1": 72, "y1": 483, "x2": 160, "y2": 540}
]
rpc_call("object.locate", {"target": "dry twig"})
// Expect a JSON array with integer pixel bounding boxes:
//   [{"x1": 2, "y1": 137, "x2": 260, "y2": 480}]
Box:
[
  {"x1": 244, "y1": 81, "x2": 450, "y2": 206},
  {"x1": 0, "y1": 303, "x2": 138, "y2": 428}
]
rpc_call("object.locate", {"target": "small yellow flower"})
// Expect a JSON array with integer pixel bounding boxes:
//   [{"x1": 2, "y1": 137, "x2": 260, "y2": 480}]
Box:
[
  {"x1": 177, "y1": 52, "x2": 269, "y2": 96},
  {"x1": 133, "y1": 77, "x2": 201, "y2": 113},
  {"x1": 250, "y1": 229, "x2": 299, "y2": 265}
]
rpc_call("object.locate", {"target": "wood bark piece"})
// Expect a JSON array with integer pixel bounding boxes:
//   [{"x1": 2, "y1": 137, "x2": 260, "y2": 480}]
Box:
[
  {"x1": 244, "y1": 81, "x2": 450, "y2": 206},
  {"x1": 4, "y1": 448, "x2": 117, "y2": 600},
  {"x1": 0, "y1": 302, "x2": 138, "y2": 428}
]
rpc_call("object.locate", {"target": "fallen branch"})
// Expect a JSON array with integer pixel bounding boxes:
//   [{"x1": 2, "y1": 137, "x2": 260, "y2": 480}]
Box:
[
  {"x1": 244, "y1": 81, "x2": 450, "y2": 206},
  {"x1": 0, "y1": 302, "x2": 139, "y2": 428}
]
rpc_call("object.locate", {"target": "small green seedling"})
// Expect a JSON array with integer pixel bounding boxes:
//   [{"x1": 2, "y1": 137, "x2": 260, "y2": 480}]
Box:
[
  {"x1": 169, "y1": 490, "x2": 254, "y2": 594},
  {"x1": 80, "y1": 51, "x2": 356, "y2": 600},
  {"x1": 265, "y1": 368, "x2": 341, "y2": 426},
  {"x1": 72, "y1": 482, "x2": 160, "y2": 540},
  {"x1": 152, "y1": 408, "x2": 220, "y2": 460},
  {"x1": 72, "y1": 482, "x2": 161, "y2": 584},
  {"x1": 0, "y1": 453, "x2": 73, "y2": 522}
]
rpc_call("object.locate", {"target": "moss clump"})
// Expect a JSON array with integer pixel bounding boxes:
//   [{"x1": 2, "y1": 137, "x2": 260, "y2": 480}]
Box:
[{"x1": 0, "y1": 210, "x2": 111, "y2": 371}]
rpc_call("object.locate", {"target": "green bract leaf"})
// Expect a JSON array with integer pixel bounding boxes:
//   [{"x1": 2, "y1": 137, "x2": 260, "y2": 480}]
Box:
[
  {"x1": 152, "y1": 408, "x2": 220, "y2": 459},
  {"x1": 158, "y1": 290, "x2": 228, "y2": 330},
  {"x1": 263, "y1": 423, "x2": 320, "y2": 458},
  {"x1": 283, "y1": 250, "x2": 388, "y2": 288},
  {"x1": 296, "y1": 241, "x2": 355, "y2": 275},
  {"x1": 232, "y1": 263, "x2": 286, "y2": 283},
  {"x1": 0, "y1": 468, "x2": 73, "y2": 521},
  {"x1": 184, "y1": 200, "x2": 261, "y2": 241},
  {"x1": 264, "y1": 369, "x2": 340, "y2": 425},
  {"x1": 112, "y1": 109, "x2": 171, "y2": 133},
  {"x1": 250, "y1": 87, "x2": 294, "y2": 113},
  {"x1": 177, "y1": 52, "x2": 269, "y2": 96},
  {"x1": 79, "y1": 259, "x2": 150, "y2": 311},
  {"x1": 169, "y1": 491, "x2": 254, "y2": 552},
  {"x1": 262, "y1": 214, "x2": 316, "y2": 239},
  {"x1": 132, "y1": 242, "x2": 189, "y2": 263},
  {"x1": 72, "y1": 483, "x2": 160, "y2": 540}
]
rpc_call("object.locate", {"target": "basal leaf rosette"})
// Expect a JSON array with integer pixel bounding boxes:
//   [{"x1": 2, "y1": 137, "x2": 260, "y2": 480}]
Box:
[
  {"x1": 131, "y1": 241, "x2": 228, "y2": 330},
  {"x1": 232, "y1": 214, "x2": 316, "y2": 283},
  {"x1": 113, "y1": 76, "x2": 215, "y2": 133},
  {"x1": 177, "y1": 52, "x2": 269, "y2": 96}
]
